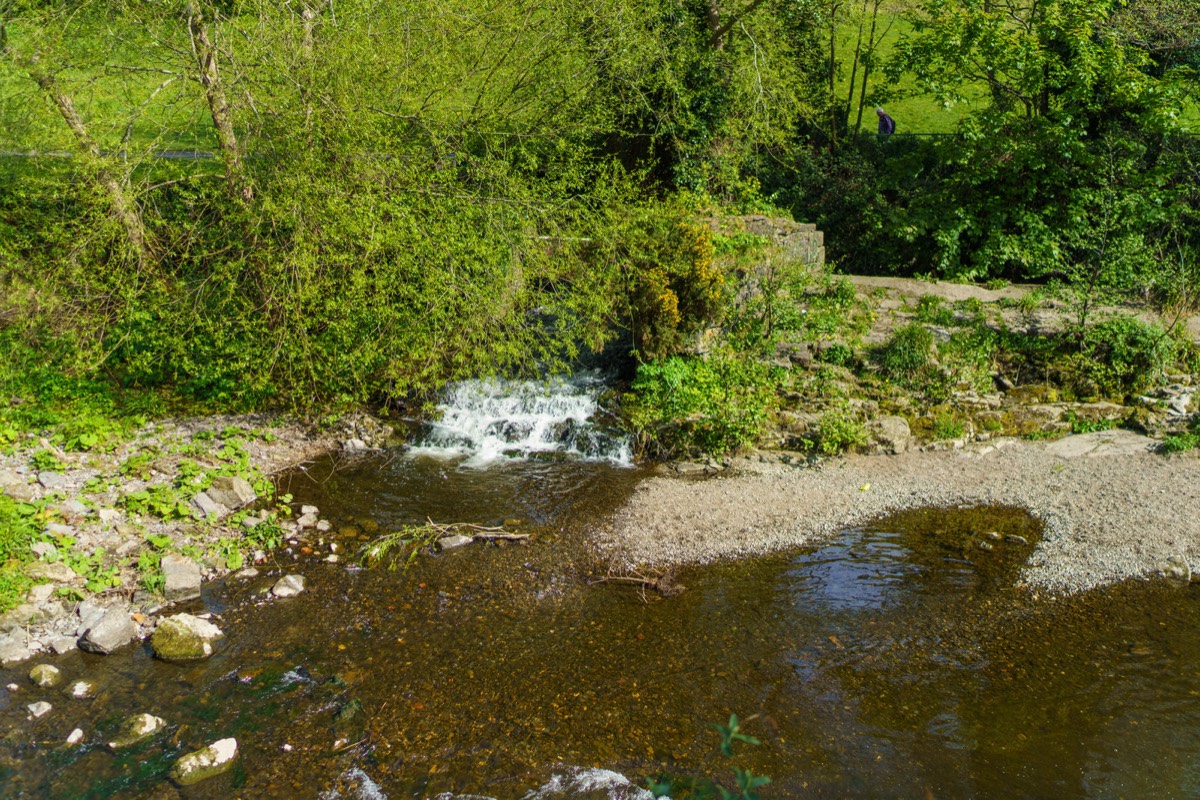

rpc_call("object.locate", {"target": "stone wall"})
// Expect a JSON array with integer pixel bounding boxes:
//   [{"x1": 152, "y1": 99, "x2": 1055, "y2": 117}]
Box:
[{"x1": 708, "y1": 214, "x2": 825, "y2": 265}]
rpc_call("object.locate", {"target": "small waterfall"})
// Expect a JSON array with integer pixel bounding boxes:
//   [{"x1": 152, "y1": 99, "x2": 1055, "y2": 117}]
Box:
[{"x1": 406, "y1": 374, "x2": 633, "y2": 467}]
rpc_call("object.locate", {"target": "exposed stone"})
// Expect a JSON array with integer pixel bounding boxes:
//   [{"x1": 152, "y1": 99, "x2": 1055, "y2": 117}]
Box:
[
  {"x1": 1160, "y1": 554, "x2": 1192, "y2": 586},
  {"x1": 57, "y1": 498, "x2": 92, "y2": 517},
  {"x1": 868, "y1": 416, "x2": 913, "y2": 455},
  {"x1": 296, "y1": 513, "x2": 318, "y2": 528},
  {"x1": 271, "y1": 574, "x2": 306, "y2": 597},
  {"x1": 109, "y1": 713, "x2": 166, "y2": 750},
  {"x1": 29, "y1": 663, "x2": 62, "y2": 688},
  {"x1": 30, "y1": 542, "x2": 58, "y2": 561},
  {"x1": 97, "y1": 507, "x2": 121, "y2": 524},
  {"x1": 523, "y1": 766, "x2": 661, "y2": 800},
  {"x1": 66, "y1": 728, "x2": 84, "y2": 746},
  {"x1": 26, "y1": 701, "x2": 52, "y2": 720},
  {"x1": 342, "y1": 438, "x2": 368, "y2": 451},
  {"x1": 169, "y1": 738, "x2": 238, "y2": 786},
  {"x1": 37, "y1": 472, "x2": 70, "y2": 490},
  {"x1": 161, "y1": 554, "x2": 203, "y2": 602},
  {"x1": 0, "y1": 632, "x2": 29, "y2": 665},
  {"x1": 48, "y1": 636, "x2": 77, "y2": 655},
  {"x1": 206, "y1": 476, "x2": 256, "y2": 510},
  {"x1": 315, "y1": 519, "x2": 332, "y2": 532},
  {"x1": 232, "y1": 567, "x2": 259, "y2": 579},
  {"x1": 26, "y1": 560, "x2": 80, "y2": 585},
  {"x1": 241, "y1": 516, "x2": 262, "y2": 530},
  {"x1": 192, "y1": 491, "x2": 230, "y2": 519},
  {"x1": 26, "y1": 583, "x2": 58, "y2": 609},
  {"x1": 0, "y1": 468, "x2": 24, "y2": 488},
  {"x1": 44, "y1": 522, "x2": 75, "y2": 538},
  {"x1": 151, "y1": 614, "x2": 224, "y2": 661},
  {"x1": 300, "y1": 505, "x2": 319, "y2": 516},
  {"x1": 438, "y1": 535, "x2": 473, "y2": 551},
  {"x1": 78, "y1": 606, "x2": 136, "y2": 655},
  {"x1": 4, "y1": 482, "x2": 38, "y2": 502},
  {"x1": 65, "y1": 679, "x2": 95, "y2": 698}
]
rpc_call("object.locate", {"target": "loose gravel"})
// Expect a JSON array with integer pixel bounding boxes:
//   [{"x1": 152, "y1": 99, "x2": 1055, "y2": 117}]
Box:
[{"x1": 600, "y1": 431, "x2": 1200, "y2": 594}]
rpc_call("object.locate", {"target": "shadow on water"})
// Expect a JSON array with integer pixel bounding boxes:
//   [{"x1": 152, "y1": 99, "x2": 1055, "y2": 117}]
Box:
[{"x1": 3, "y1": 455, "x2": 1200, "y2": 799}]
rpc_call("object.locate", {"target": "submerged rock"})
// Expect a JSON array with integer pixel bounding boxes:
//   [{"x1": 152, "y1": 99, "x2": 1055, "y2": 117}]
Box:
[
  {"x1": 26, "y1": 701, "x2": 52, "y2": 720},
  {"x1": 272, "y1": 574, "x2": 306, "y2": 597},
  {"x1": 29, "y1": 663, "x2": 62, "y2": 688},
  {"x1": 65, "y1": 679, "x2": 95, "y2": 699},
  {"x1": 439, "y1": 534, "x2": 473, "y2": 551},
  {"x1": 151, "y1": 614, "x2": 224, "y2": 661},
  {"x1": 109, "y1": 713, "x2": 166, "y2": 750},
  {"x1": 169, "y1": 737, "x2": 238, "y2": 785},
  {"x1": 523, "y1": 767, "x2": 664, "y2": 799},
  {"x1": 66, "y1": 728, "x2": 84, "y2": 745}
]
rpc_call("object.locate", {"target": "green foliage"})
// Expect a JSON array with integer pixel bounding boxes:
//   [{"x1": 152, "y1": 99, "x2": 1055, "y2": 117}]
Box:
[
  {"x1": 914, "y1": 295, "x2": 953, "y2": 326},
  {"x1": 1065, "y1": 316, "x2": 1179, "y2": 398},
  {"x1": 0, "y1": 494, "x2": 41, "y2": 611},
  {"x1": 878, "y1": 323, "x2": 935, "y2": 381},
  {"x1": 29, "y1": 449, "x2": 65, "y2": 473},
  {"x1": 646, "y1": 714, "x2": 771, "y2": 800},
  {"x1": 932, "y1": 412, "x2": 964, "y2": 440},
  {"x1": 814, "y1": 407, "x2": 868, "y2": 455},
  {"x1": 119, "y1": 485, "x2": 191, "y2": 520},
  {"x1": 624, "y1": 355, "x2": 778, "y2": 457},
  {"x1": 65, "y1": 547, "x2": 122, "y2": 594}
]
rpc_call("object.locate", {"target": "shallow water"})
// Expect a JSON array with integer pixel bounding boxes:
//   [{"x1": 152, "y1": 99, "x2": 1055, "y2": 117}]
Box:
[{"x1": 3, "y1": 453, "x2": 1200, "y2": 799}]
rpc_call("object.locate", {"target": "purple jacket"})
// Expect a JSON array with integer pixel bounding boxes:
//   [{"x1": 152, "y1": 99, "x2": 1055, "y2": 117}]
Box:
[{"x1": 878, "y1": 112, "x2": 895, "y2": 136}]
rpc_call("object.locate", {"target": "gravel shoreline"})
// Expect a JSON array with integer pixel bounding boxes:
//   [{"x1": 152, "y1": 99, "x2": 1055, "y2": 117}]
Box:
[{"x1": 601, "y1": 430, "x2": 1200, "y2": 594}]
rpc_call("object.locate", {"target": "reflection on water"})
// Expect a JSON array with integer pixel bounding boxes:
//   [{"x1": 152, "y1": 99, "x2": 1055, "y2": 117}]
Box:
[{"x1": 2, "y1": 459, "x2": 1200, "y2": 799}]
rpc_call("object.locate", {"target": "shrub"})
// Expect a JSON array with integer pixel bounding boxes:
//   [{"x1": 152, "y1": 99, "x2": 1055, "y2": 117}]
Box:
[
  {"x1": 814, "y1": 407, "x2": 868, "y2": 455},
  {"x1": 624, "y1": 355, "x2": 777, "y2": 457},
  {"x1": 878, "y1": 323, "x2": 935, "y2": 381},
  {"x1": 932, "y1": 412, "x2": 964, "y2": 440},
  {"x1": 1067, "y1": 316, "x2": 1178, "y2": 398}
]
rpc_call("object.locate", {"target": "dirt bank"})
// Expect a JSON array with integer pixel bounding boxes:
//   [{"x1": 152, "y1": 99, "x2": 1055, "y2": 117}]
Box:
[{"x1": 600, "y1": 430, "x2": 1200, "y2": 594}]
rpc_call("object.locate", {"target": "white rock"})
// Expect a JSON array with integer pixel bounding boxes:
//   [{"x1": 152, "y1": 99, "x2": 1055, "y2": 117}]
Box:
[
  {"x1": 315, "y1": 519, "x2": 332, "y2": 532},
  {"x1": 271, "y1": 574, "x2": 306, "y2": 598},
  {"x1": 66, "y1": 728, "x2": 84, "y2": 745},
  {"x1": 27, "y1": 701, "x2": 52, "y2": 719},
  {"x1": 66, "y1": 680, "x2": 95, "y2": 698},
  {"x1": 296, "y1": 513, "x2": 318, "y2": 528},
  {"x1": 438, "y1": 534, "x2": 473, "y2": 551},
  {"x1": 169, "y1": 738, "x2": 238, "y2": 785},
  {"x1": 300, "y1": 504, "x2": 318, "y2": 516}
]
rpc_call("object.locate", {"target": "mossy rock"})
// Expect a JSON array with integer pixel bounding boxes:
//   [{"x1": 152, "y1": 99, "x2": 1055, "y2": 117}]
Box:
[
  {"x1": 151, "y1": 614, "x2": 223, "y2": 661},
  {"x1": 108, "y1": 713, "x2": 165, "y2": 750},
  {"x1": 169, "y1": 738, "x2": 238, "y2": 785}
]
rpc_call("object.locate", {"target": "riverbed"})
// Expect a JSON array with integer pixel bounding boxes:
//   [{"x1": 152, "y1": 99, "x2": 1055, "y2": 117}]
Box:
[{"x1": 3, "y1": 444, "x2": 1200, "y2": 799}]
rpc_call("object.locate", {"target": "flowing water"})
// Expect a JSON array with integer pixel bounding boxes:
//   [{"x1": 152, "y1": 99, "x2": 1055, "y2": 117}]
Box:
[{"x1": 3, "y1": 380, "x2": 1200, "y2": 799}]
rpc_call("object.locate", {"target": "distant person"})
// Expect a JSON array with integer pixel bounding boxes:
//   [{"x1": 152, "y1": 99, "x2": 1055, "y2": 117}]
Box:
[{"x1": 876, "y1": 107, "x2": 895, "y2": 138}]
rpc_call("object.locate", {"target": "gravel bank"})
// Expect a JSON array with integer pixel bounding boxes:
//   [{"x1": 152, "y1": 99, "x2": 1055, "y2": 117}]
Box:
[{"x1": 601, "y1": 430, "x2": 1200, "y2": 594}]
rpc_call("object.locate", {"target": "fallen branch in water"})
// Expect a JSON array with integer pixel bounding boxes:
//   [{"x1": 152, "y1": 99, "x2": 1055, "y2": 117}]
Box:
[
  {"x1": 360, "y1": 518, "x2": 526, "y2": 570},
  {"x1": 590, "y1": 566, "x2": 686, "y2": 600}
]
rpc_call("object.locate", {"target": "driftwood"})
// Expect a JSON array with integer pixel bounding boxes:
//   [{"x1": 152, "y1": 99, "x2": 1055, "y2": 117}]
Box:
[{"x1": 591, "y1": 567, "x2": 686, "y2": 600}]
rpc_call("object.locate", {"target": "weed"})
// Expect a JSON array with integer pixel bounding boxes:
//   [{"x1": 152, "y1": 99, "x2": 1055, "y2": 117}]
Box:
[
  {"x1": 914, "y1": 295, "x2": 954, "y2": 326},
  {"x1": 932, "y1": 413, "x2": 964, "y2": 440},
  {"x1": 30, "y1": 449, "x2": 66, "y2": 473},
  {"x1": 65, "y1": 548, "x2": 123, "y2": 594},
  {"x1": 878, "y1": 323, "x2": 935, "y2": 381}
]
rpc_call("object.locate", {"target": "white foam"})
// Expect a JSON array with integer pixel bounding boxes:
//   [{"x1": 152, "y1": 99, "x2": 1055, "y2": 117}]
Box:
[{"x1": 408, "y1": 374, "x2": 632, "y2": 467}]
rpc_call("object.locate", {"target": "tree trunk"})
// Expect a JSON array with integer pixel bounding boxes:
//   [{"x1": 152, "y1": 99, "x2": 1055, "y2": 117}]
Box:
[
  {"x1": 187, "y1": 2, "x2": 253, "y2": 202},
  {"x1": 26, "y1": 60, "x2": 154, "y2": 268},
  {"x1": 853, "y1": 0, "x2": 881, "y2": 135}
]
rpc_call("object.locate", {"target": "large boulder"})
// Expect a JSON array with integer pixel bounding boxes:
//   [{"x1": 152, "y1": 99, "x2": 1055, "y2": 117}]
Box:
[
  {"x1": 29, "y1": 663, "x2": 62, "y2": 688},
  {"x1": 78, "y1": 606, "x2": 136, "y2": 655},
  {"x1": 161, "y1": 554, "x2": 203, "y2": 602},
  {"x1": 151, "y1": 614, "x2": 223, "y2": 661},
  {"x1": 169, "y1": 738, "x2": 238, "y2": 785},
  {"x1": 868, "y1": 415, "x2": 913, "y2": 455}
]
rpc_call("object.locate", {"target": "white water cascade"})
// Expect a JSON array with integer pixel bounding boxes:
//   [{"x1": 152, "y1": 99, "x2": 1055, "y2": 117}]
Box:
[{"x1": 406, "y1": 374, "x2": 633, "y2": 467}]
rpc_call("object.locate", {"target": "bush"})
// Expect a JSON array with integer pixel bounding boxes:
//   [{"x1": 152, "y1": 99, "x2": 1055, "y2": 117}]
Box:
[
  {"x1": 624, "y1": 354, "x2": 778, "y2": 457},
  {"x1": 1068, "y1": 316, "x2": 1179, "y2": 398},
  {"x1": 878, "y1": 323, "x2": 935, "y2": 381},
  {"x1": 814, "y1": 407, "x2": 867, "y2": 455}
]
